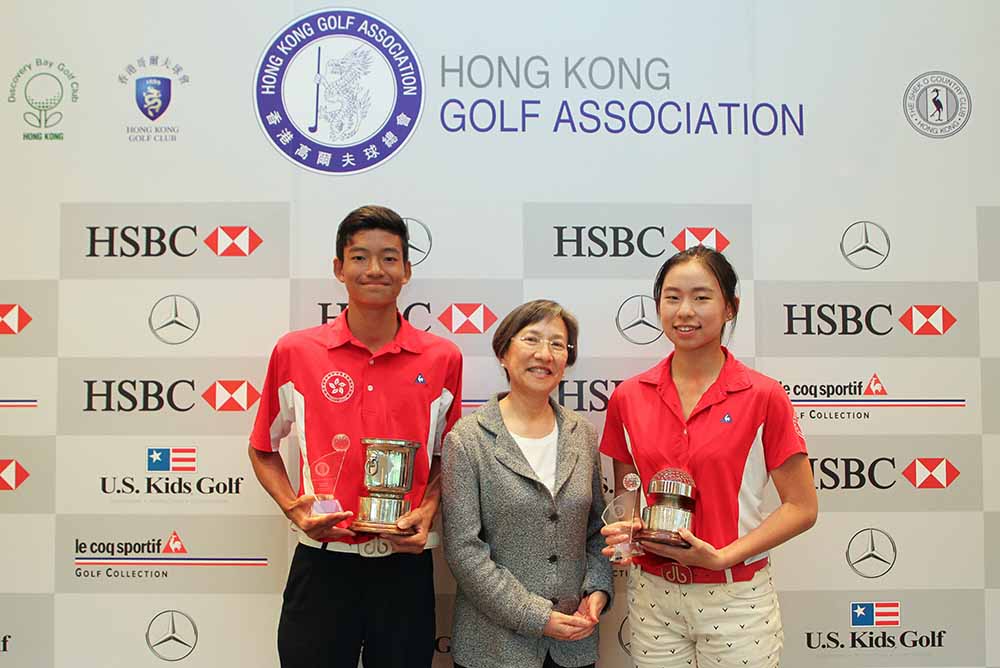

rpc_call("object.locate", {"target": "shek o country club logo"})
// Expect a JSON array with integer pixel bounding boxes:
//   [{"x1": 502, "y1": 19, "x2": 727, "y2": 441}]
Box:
[{"x1": 253, "y1": 8, "x2": 424, "y2": 174}]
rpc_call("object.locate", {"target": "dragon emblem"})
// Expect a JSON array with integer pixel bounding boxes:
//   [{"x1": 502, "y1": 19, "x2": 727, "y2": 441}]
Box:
[{"x1": 313, "y1": 46, "x2": 373, "y2": 143}]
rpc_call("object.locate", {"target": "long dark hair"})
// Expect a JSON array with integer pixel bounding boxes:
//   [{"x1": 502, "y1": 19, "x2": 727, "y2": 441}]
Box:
[{"x1": 653, "y1": 246, "x2": 739, "y2": 339}]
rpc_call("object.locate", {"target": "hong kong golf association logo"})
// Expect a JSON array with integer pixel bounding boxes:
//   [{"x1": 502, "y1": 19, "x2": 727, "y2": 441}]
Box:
[
  {"x1": 253, "y1": 8, "x2": 424, "y2": 175},
  {"x1": 903, "y1": 71, "x2": 971, "y2": 138}
]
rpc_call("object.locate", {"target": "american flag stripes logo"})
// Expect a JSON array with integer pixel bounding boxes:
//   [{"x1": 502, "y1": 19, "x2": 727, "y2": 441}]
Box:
[
  {"x1": 146, "y1": 447, "x2": 197, "y2": 473},
  {"x1": 850, "y1": 601, "x2": 900, "y2": 627}
]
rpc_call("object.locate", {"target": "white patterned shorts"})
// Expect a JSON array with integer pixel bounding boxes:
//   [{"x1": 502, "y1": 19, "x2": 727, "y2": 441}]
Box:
[{"x1": 627, "y1": 563, "x2": 783, "y2": 668}]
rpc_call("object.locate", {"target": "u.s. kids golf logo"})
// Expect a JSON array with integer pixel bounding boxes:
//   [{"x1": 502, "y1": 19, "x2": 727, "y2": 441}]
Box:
[{"x1": 253, "y1": 9, "x2": 424, "y2": 175}]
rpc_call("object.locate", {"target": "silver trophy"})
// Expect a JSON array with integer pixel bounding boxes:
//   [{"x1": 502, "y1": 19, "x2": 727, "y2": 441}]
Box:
[
  {"x1": 350, "y1": 438, "x2": 421, "y2": 535},
  {"x1": 638, "y1": 468, "x2": 695, "y2": 547},
  {"x1": 601, "y1": 472, "x2": 645, "y2": 563},
  {"x1": 311, "y1": 433, "x2": 352, "y2": 515}
]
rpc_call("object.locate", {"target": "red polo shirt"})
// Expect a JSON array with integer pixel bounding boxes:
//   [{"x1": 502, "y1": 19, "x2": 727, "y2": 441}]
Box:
[
  {"x1": 250, "y1": 310, "x2": 463, "y2": 544},
  {"x1": 600, "y1": 349, "x2": 806, "y2": 571}
]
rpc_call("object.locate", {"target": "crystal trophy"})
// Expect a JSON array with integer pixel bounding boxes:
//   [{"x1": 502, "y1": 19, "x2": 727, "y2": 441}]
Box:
[
  {"x1": 602, "y1": 472, "x2": 645, "y2": 563},
  {"x1": 311, "y1": 433, "x2": 351, "y2": 515}
]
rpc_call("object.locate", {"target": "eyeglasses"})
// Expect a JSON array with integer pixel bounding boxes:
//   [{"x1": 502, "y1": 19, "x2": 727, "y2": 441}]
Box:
[{"x1": 516, "y1": 335, "x2": 573, "y2": 355}]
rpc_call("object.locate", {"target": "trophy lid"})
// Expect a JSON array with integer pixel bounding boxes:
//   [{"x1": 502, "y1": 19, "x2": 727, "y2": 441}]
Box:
[
  {"x1": 647, "y1": 468, "x2": 695, "y2": 497},
  {"x1": 360, "y1": 437, "x2": 422, "y2": 449}
]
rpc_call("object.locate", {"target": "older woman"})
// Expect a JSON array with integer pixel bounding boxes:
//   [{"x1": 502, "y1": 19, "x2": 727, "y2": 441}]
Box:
[{"x1": 441, "y1": 299, "x2": 612, "y2": 668}]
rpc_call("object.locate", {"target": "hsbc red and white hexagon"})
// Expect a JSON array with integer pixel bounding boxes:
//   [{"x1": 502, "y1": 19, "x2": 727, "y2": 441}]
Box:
[
  {"x1": 0, "y1": 459, "x2": 30, "y2": 490},
  {"x1": 203, "y1": 226, "x2": 263, "y2": 257},
  {"x1": 671, "y1": 227, "x2": 730, "y2": 252},
  {"x1": 902, "y1": 458, "x2": 960, "y2": 488},
  {"x1": 0, "y1": 304, "x2": 32, "y2": 335},
  {"x1": 201, "y1": 380, "x2": 261, "y2": 411},
  {"x1": 898, "y1": 305, "x2": 956, "y2": 335},
  {"x1": 437, "y1": 303, "x2": 498, "y2": 334}
]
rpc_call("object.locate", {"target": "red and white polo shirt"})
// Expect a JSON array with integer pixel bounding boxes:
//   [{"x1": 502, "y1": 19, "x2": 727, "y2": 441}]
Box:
[
  {"x1": 250, "y1": 310, "x2": 463, "y2": 544},
  {"x1": 600, "y1": 349, "x2": 806, "y2": 571}
]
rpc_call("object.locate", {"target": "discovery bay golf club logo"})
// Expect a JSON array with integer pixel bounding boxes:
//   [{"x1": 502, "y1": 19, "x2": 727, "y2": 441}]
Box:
[
  {"x1": 8, "y1": 58, "x2": 80, "y2": 141},
  {"x1": 254, "y1": 8, "x2": 424, "y2": 174}
]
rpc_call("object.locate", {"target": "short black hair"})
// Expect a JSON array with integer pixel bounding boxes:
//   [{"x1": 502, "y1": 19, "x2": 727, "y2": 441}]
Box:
[{"x1": 335, "y1": 205, "x2": 409, "y2": 263}]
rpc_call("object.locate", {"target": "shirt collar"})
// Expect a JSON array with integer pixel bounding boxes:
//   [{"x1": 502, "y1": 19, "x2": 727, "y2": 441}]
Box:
[
  {"x1": 639, "y1": 347, "x2": 751, "y2": 394},
  {"x1": 324, "y1": 308, "x2": 425, "y2": 354}
]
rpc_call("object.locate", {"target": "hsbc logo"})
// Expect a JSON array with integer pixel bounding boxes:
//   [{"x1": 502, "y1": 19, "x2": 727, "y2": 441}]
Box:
[
  {"x1": 554, "y1": 225, "x2": 731, "y2": 258},
  {"x1": 0, "y1": 459, "x2": 30, "y2": 491},
  {"x1": 811, "y1": 456, "x2": 960, "y2": 491},
  {"x1": 902, "y1": 458, "x2": 960, "y2": 488},
  {"x1": 83, "y1": 379, "x2": 259, "y2": 412},
  {"x1": 671, "y1": 227, "x2": 729, "y2": 252},
  {"x1": 201, "y1": 380, "x2": 261, "y2": 412},
  {"x1": 784, "y1": 303, "x2": 956, "y2": 336},
  {"x1": 0, "y1": 304, "x2": 32, "y2": 335},
  {"x1": 85, "y1": 225, "x2": 263, "y2": 258},
  {"x1": 558, "y1": 378, "x2": 624, "y2": 412},
  {"x1": 898, "y1": 305, "x2": 956, "y2": 335},
  {"x1": 203, "y1": 226, "x2": 263, "y2": 257},
  {"x1": 811, "y1": 457, "x2": 897, "y2": 490},
  {"x1": 317, "y1": 301, "x2": 498, "y2": 335},
  {"x1": 784, "y1": 303, "x2": 893, "y2": 336},
  {"x1": 438, "y1": 303, "x2": 497, "y2": 334}
]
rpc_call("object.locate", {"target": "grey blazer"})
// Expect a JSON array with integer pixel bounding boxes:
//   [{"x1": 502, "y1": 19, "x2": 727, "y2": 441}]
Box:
[{"x1": 441, "y1": 395, "x2": 612, "y2": 668}]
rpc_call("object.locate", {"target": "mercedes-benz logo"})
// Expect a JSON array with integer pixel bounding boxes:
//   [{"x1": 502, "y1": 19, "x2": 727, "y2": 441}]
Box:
[
  {"x1": 404, "y1": 217, "x2": 432, "y2": 266},
  {"x1": 146, "y1": 610, "x2": 198, "y2": 662},
  {"x1": 615, "y1": 295, "x2": 663, "y2": 345},
  {"x1": 618, "y1": 615, "x2": 631, "y2": 656},
  {"x1": 846, "y1": 527, "x2": 897, "y2": 578},
  {"x1": 840, "y1": 221, "x2": 890, "y2": 270},
  {"x1": 148, "y1": 295, "x2": 200, "y2": 345}
]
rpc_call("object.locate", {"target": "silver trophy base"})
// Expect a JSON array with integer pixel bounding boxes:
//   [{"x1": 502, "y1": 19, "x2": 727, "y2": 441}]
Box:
[
  {"x1": 640, "y1": 505, "x2": 693, "y2": 547},
  {"x1": 351, "y1": 494, "x2": 415, "y2": 535}
]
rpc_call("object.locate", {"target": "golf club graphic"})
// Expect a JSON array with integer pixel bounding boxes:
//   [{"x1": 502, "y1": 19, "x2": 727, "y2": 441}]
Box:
[{"x1": 308, "y1": 47, "x2": 321, "y2": 133}]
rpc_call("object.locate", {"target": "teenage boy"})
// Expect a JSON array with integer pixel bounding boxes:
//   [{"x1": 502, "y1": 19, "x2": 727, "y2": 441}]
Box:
[{"x1": 249, "y1": 205, "x2": 463, "y2": 668}]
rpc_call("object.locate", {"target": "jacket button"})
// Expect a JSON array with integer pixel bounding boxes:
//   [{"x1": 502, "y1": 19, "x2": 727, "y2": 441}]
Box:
[
  {"x1": 549, "y1": 513, "x2": 559, "y2": 522},
  {"x1": 548, "y1": 555, "x2": 558, "y2": 563}
]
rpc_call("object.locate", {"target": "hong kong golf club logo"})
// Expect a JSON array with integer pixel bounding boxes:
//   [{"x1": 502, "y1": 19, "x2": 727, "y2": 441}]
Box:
[
  {"x1": 118, "y1": 54, "x2": 191, "y2": 144},
  {"x1": 253, "y1": 9, "x2": 424, "y2": 174},
  {"x1": 903, "y1": 71, "x2": 971, "y2": 139}
]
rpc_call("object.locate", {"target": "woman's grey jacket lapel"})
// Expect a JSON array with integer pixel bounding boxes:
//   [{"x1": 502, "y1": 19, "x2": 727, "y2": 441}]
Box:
[{"x1": 478, "y1": 395, "x2": 579, "y2": 495}]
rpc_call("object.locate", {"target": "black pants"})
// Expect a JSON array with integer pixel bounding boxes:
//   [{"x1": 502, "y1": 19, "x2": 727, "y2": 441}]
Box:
[
  {"x1": 455, "y1": 657, "x2": 593, "y2": 668},
  {"x1": 277, "y1": 543, "x2": 436, "y2": 668}
]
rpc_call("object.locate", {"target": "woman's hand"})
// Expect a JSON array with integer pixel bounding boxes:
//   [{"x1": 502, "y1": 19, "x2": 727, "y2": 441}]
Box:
[
  {"x1": 542, "y1": 611, "x2": 596, "y2": 641},
  {"x1": 575, "y1": 591, "x2": 609, "y2": 623},
  {"x1": 638, "y1": 528, "x2": 729, "y2": 570}
]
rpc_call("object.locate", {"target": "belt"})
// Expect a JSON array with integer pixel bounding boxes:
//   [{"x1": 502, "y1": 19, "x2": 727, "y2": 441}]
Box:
[
  {"x1": 297, "y1": 531, "x2": 440, "y2": 558},
  {"x1": 641, "y1": 557, "x2": 769, "y2": 585}
]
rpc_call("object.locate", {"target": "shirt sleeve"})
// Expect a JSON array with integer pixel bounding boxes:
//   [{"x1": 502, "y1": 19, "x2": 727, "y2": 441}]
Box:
[
  {"x1": 432, "y1": 346, "x2": 464, "y2": 456},
  {"x1": 762, "y1": 380, "x2": 808, "y2": 471},
  {"x1": 599, "y1": 387, "x2": 632, "y2": 464},
  {"x1": 249, "y1": 339, "x2": 293, "y2": 453}
]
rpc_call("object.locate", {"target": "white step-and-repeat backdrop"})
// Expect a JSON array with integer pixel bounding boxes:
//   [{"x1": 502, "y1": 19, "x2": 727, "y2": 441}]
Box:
[{"x1": 2, "y1": 1, "x2": 997, "y2": 666}]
